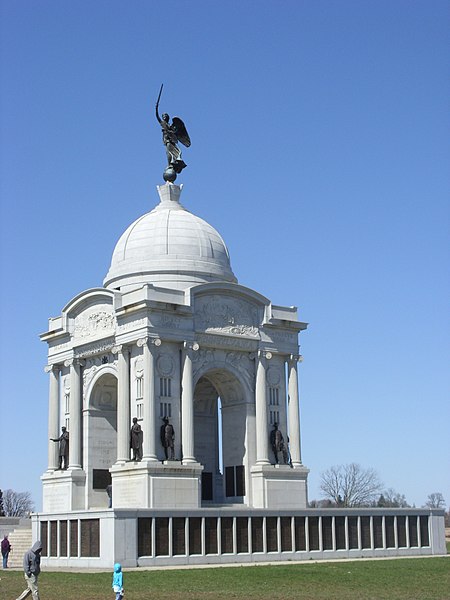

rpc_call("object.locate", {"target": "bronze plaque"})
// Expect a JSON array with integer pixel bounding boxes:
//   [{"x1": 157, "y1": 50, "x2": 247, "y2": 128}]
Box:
[
  {"x1": 172, "y1": 517, "x2": 186, "y2": 555},
  {"x1": 373, "y1": 516, "x2": 383, "y2": 549},
  {"x1": 155, "y1": 518, "x2": 169, "y2": 556},
  {"x1": 419, "y1": 516, "x2": 429, "y2": 546},
  {"x1": 59, "y1": 520, "x2": 68, "y2": 557},
  {"x1": 308, "y1": 516, "x2": 319, "y2": 551},
  {"x1": 281, "y1": 516, "x2": 292, "y2": 552},
  {"x1": 70, "y1": 520, "x2": 78, "y2": 557},
  {"x1": 50, "y1": 521, "x2": 57, "y2": 556},
  {"x1": 322, "y1": 516, "x2": 332, "y2": 550},
  {"x1": 335, "y1": 516, "x2": 346, "y2": 550},
  {"x1": 40, "y1": 522, "x2": 48, "y2": 557},
  {"x1": 361, "y1": 516, "x2": 371, "y2": 549},
  {"x1": 205, "y1": 518, "x2": 218, "y2": 555},
  {"x1": 397, "y1": 516, "x2": 406, "y2": 547},
  {"x1": 80, "y1": 519, "x2": 99, "y2": 557},
  {"x1": 138, "y1": 518, "x2": 152, "y2": 557},
  {"x1": 251, "y1": 517, "x2": 263, "y2": 552},
  {"x1": 294, "y1": 517, "x2": 306, "y2": 551},
  {"x1": 348, "y1": 516, "x2": 358, "y2": 549},
  {"x1": 189, "y1": 517, "x2": 202, "y2": 555},
  {"x1": 236, "y1": 517, "x2": 248, "y2": 553},
  {"x1": 221, "y1": 517, "x2": 233, "y2": 554},
  {"x1": 408, "y1": 515, "x2": 418, "y2": 547}
]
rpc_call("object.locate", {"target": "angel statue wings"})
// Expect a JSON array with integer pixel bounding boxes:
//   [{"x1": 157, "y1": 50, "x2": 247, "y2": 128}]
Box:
[{"x1": 155, "y1": 84, "x2": 191, "y2": 182}]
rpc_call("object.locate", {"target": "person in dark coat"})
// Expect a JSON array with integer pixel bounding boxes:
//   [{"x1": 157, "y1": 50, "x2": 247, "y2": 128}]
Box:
[
  {"x1": 1, "y1": 534, "x2": 11, "y2": 568},
  {"x1": 16, "y1": 540, "x2": 42, "y2": 600},
  {"x1": 50, "y1": 426, "x2": 69, "y2": 469}
]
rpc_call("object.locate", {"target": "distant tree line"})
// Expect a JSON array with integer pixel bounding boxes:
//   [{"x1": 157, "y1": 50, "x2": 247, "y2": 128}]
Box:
[{"x1": 308, "y1": 464, "x2": 447, "y2": 515}]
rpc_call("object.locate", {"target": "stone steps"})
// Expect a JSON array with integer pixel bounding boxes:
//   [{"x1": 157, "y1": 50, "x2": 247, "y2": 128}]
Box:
[{"x1": 5, "y1": 527, "x2": 32, "y2": 568}]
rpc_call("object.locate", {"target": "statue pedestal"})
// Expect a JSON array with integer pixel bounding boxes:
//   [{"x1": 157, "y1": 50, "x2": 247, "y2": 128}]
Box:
[
  {"x1": 250, "y1": 464, "x2": 310, "y2": 509},
  {"x1": 110, "y1": 461, "x2": 203, "y2": 509},
  {"x1": 41, "y1": 469, "x2": 86, "y2": 512}
]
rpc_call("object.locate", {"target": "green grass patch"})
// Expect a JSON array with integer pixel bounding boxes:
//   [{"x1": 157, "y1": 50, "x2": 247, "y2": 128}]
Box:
[{"x1": 1, "y1": 557, "x2": 449, "y2": 600}]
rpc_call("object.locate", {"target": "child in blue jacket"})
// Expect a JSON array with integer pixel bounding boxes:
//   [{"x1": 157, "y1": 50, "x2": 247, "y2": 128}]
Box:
[{"x1": 112, "y1": 562, "x2": 124, "y2": 600}]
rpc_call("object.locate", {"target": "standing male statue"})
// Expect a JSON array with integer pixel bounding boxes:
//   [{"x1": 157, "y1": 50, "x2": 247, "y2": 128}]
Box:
[
  {"x1": 50, "y1": 426, "x2": 69, "y2": 470},
  {"x1": 160, "y1": 417, "x2": 175, "y2": 460},
  {"x1": 270, "y1": 423, "x2": 289, "y2": 465},
  {"x1": 130, "y1": 417, "x2": 143, "y2": 461},
  {"x1": 155, "y1": 84, "x2": 191, "y2": 182}
]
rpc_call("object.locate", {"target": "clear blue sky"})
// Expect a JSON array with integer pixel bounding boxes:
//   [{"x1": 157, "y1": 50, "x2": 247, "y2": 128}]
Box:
[{"x1": 1, "y1": 0, "x2": 448, "y2": 511}]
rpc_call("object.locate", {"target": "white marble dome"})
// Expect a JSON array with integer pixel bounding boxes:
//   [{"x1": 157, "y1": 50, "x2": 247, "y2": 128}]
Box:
[{"x1": 104, "y1": 183, "x2": 237, "y2": 291}]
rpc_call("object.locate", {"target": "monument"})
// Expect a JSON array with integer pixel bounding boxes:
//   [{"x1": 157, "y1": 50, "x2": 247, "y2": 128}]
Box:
[{"x1": 34, "y1": 91, "x2": 445, "y2": 567}]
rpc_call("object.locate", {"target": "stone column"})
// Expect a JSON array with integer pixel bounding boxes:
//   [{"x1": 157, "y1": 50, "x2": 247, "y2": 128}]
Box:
[
  {"x1": 255, "y1": 351, "x2": 271, "y2": 465},
  {"x1": 288, "y1": 354, "x2": 303, "y2": 467},
  {"x1": 137, "y1": 337, "x2": 161, "y2": 461},
  {"x1": 65, "y1": 358, "x2": 83, "y2": 469},
  {"x1": 113, "y1": 345, "x2": 130, "y2": 463},
  {"x1": 181, "y1": 342, "x2": 199, "y2": 464},
  {"x1": 45, "y1": 364, "x2": 60, "y2": 471}
]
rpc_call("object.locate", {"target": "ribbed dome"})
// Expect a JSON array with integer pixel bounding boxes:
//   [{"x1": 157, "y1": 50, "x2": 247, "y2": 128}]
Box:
[{"x1": 104, "y1": 183, "x2": 237, "y2": 291}]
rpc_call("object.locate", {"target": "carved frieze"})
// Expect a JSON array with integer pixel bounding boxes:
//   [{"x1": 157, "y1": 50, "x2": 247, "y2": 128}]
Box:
[
  {"x1": 196, "y1": 333, "x2": 258, "y2": 351},
  {"x1": 74, "y1": 338, "x2": 115, "y2": 358},
  {"x1": 117, "y1": 318, "x2": 146, "y2": 332},
  {"x1": 266, "y1": 329, "x2": 297, "y2": 343},
  {"x1": 152, "y1": 313, "x2": 182, "y2": 329},
  {"x1": 195, "y1": 295, "x2": 261, "y2": 338}
]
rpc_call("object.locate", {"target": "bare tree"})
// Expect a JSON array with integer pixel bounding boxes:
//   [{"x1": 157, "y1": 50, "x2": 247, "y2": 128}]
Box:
[
  {"x1": 377, "y1": 488, "x2": 410, "y2": 508},
  {"x1": 2, "y1": 489, "x2": 35, "y2": 517},
  {"x1": 424, "y1": 492, "x2": 446, "y2": 509},
  {"x1": 320, "y1": 463, "x2": 383, "y2": 507}
]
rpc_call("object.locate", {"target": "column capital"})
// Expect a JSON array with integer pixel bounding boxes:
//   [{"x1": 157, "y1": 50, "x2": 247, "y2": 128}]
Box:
[
  {"x1": 44, "y1": 364, "x2": 61, "y2": 374},
  {"x1": 63, "y1": 358, "x2": 86, "y2": 368},
  {"x1": 137, "y1": 337, "x2": 162, "y2": 348},
  {"x1": 257, "y1": 350, "x2": 273, "y2": 362},
  {"x1": 289, "y1": 354, "x2": 303, "y2": 364},
  {"x1": 111, "y1": 344, "x2": 130, "y2": 356},
  {"x1": 184, "y1": 341, "x2": 199, "y2": 353}
]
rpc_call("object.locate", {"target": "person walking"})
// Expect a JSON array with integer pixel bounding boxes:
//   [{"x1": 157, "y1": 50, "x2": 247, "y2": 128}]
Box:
[
  {"x1": 1, "y1": 534, "x2": 11, "y2": 568},
  {"x1": 112, "y1": 562, "x2": 124, "y2": 600},
  {"x1": 16, "y1": 540, "x2": 42, "y2": 600}
]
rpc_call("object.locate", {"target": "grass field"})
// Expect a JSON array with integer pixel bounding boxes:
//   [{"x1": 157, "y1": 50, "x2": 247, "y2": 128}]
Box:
[{"x1": 1, "y1": 557, "x2": 449, "y2": 600}]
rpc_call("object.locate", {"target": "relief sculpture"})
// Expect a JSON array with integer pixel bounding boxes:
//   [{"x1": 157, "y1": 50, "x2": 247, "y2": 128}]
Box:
[
  {"x1": 195, "y1": 295, "x2": 260, "y2": 338},
  {"x1": 73, "y1": 310, "x2": 115, "y2": 339}
]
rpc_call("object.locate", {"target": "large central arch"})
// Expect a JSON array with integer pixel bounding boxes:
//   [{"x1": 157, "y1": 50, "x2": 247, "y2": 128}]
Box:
[
  {"x1": 84, "y1": 370, "x2": 118, "y2": 508},
  {"x1": 194, "y1": 367, "x2": 251, "y2": 505}
]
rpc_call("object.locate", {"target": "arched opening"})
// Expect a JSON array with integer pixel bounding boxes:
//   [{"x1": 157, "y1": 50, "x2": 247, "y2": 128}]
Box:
[
  {"x1": 194, "y1": 368, "x2": 248, "y2": 505},
  {"x1": 85, "y1": 372, "x2": 118, "y2": 508}
]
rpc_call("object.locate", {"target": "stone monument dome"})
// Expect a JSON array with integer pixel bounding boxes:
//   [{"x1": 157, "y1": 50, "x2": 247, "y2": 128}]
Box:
[{"x1": 104, "y1": 183, "x2": 237, "y2": 291}]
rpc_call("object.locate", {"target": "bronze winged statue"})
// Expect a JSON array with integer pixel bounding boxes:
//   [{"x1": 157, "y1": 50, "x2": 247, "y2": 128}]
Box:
[{"x1": 155, "y1": 84, "x2": 191, "y2": 182}]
